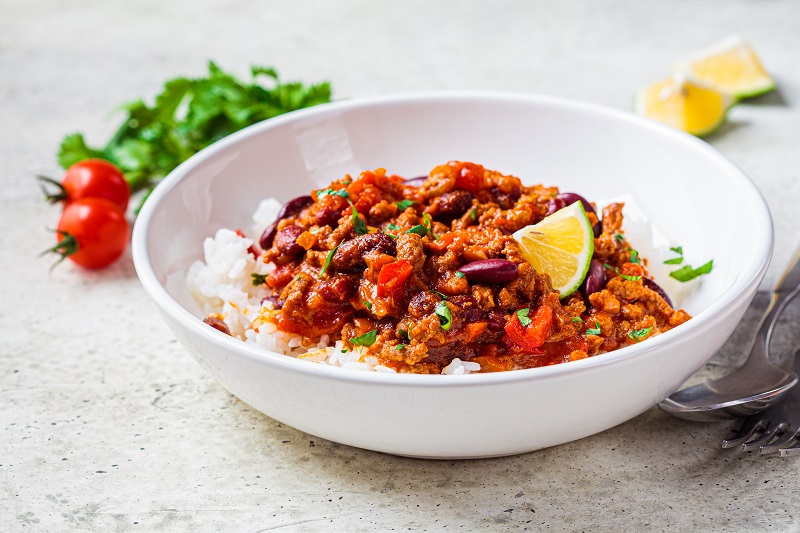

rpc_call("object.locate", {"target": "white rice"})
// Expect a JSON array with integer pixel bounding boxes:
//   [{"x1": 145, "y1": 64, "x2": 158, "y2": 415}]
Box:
[{"x1": 185, "y1": 198, "x2": 464, "y2": 374}]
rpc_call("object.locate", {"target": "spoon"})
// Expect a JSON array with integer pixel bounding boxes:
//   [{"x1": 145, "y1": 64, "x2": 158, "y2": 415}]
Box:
[{"x1": 659, "y1": 246, "x2": 800, "y2": 422}]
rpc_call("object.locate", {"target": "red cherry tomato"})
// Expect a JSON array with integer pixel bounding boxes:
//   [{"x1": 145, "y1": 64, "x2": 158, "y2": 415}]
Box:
[
  {"x1": 51, "y1": 198, "x2": 130, "y2": 269},
  {"x1": 43, "y1": 159, "x2": 131, "y2": 211}
]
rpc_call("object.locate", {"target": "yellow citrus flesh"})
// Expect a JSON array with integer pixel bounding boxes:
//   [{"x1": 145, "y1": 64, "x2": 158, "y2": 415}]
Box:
[
  {"x1": 635, "y1": 76, "x2": 731, "y2": 137},
  {"x1": 512, "y1": 201, "x2": 594, "y2": 298},
  {"x1": 674, "y1": 36, "x2": 775, "y2": 99}
]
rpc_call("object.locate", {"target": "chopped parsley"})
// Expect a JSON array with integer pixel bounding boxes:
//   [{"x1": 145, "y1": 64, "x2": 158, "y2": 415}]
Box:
[
  {"x1": 516, "y1": 308, "x2": 532, "y2": 327},
  {"x1": 470, "y1": 208, "x2": 478, "y2": 221},
  {"x1": 251, "y1": 273, "x2": 267, "y2": 286},
  {"x1": 350, "y1": 329, "x2": 377, "y2": 347},
  {"x1": 316, "y1": 188, "x2": 351, "y2": 203},
  {"x1": 398, "y1": 329, "x2": 409, "y2": 340},
  {"x1": 318, "y1": 241, "x2": 342, "y2": 278},
  {"x1": 586, "y1": 321, "x2": 602, "y2": 336},
  {"x1": 394, "y1": 344, "x2": 405, "y2": 351},
  {"x1": 435, "y1": 301, "x2": 453, "y2": 331},
  {"x1": 423, "y1": 213, "x2": 437, "y2": 240},
  {"x1": 614, "y1": 233, "x2": 625, "y2": 242},
  {"x1": 628, "y1": 326, "x2": 654, "y2": 342},
  {"x1": 663, "y1": 245, "x2": 713, "y2": 281},
  {"x1": 670, "y1": 260, "x2": 714, "y2": 282},
  {"x1": 364, "y1": 300, "x2": 373, "y2": 312},
  {"x1": 617, "y1": 271, "x2": 642, "y2": 281},
  {"x1": 455, "y1": 271, "x2": 465, "y2": 279},
  {"x1": 405, "y1": 224, "x2": 428, "y2": 237},
  {"x1": 351, "y1": 206, "x2": 368, "y2": 235},
  {"x1": 395, "y1": 199, "x2": 416, "y2": 210},
  {"x1": 432, "y1": 290, "x2": 448, "y2": 300},
  {"x1": 385, "y1": 223, "x2": 401, "y2": 231},
  {"x1": 572, "y1": 316, "x2": 583, "y2": 323}
]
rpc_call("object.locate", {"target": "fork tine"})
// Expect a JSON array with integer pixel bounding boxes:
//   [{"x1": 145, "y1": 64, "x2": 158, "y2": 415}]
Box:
[
  {"x1": 741, "y1": 422, "x2": 788, "y2": 451},
  {"x1": 778, "y1": 441, "x2": 800, "y2": 457},
  {"x1": 721, "y1": 418, "x2": 768, "y2": 448},
  {"x1": 760, "y1": 428, "x2": 799, "y2": 454}
]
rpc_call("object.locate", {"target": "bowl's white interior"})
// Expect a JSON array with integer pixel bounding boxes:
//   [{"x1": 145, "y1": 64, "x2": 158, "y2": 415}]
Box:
[{"x1": 144, "y1": 93, "x2": 770, "y2": 333}]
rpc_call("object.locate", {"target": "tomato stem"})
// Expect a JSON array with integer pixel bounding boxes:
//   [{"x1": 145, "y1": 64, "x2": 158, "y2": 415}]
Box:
[
  {"x1": 37, "y1": 175, "x2": 68, "y2": 204},
  {"x1": 40, "y1": 230, "x2": 79, "y2": 270}
]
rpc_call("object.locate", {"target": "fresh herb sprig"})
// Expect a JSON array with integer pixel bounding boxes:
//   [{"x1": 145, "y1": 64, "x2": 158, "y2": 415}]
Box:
[
  {"x1": 663, "y1": 245, "x2": 714, "y2": 282},
  {"x1": 58, "y1": 62, "x2": 332, "y2": 211}
]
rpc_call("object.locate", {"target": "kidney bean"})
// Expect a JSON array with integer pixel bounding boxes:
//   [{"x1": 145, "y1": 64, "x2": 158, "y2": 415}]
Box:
[
  {"x1": 404, "y1": 176, "x2": 427, "y2": 187},
  {"x1": 643, "y1": 277, "x2": 673, "y2": 308},
  {"x1": 593, "y1": 221, "x2": 603, "y2": 238},
  {"x1": 317, "y1": 276, "x2": 357, "y2": 303},
  {"x1": 332, "y1": 233, "x2": 396, "y2": 272},
  {"x1": 458, "y1": 259, "x2": 519, "y2": 285},
  {"x1": 203, "y1": 316, "x2": 231, "y2": 336},
  {"x1": 274, "y1": 225, "x2": 305, "y2": 258},
  {"x1": 261, "y1": 295, "x2": 285, "y2": 310},
  {"x1": 449, "y1": 294, "x2": 483, "y2": 323},
  {"x1": 258, "y1": 195, "x2": 314, "y2": 249},
  {"x1": 486, "y1": 309, "x2": 506, "y2": 331},
  {"x1": 436, "y1": 190, "x2": 473, "y2": 220},
  {"x1": 545, "y1": 197, "x2": 566, "y2": 216},
  {"x1": 557, "y1": 192, "x2": 597, "y2": 217},
  {"x1": 314, "y1": 207, "x2": 341, "y2": 227},
  {"x1": 258, "y1": 221, "x2": 278, "y2": 250},
  {"x1": 409, "y1": 291, "x2": 439, "y2": 318},
  {"x1": 581, "y1": 259, "x2": 606, "y2": 296}
]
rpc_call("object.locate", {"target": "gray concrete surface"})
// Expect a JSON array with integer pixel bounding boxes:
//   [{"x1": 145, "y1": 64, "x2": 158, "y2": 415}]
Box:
[{"x1": 2, "y1": 1, "x2": 799, "y2": 531}]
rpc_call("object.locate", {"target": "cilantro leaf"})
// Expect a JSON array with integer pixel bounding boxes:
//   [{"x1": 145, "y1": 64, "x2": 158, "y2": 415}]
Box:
[
  {"x1": 405, "y1": 224, "x2": 428, "y2": 237},
  {"x1": 395, "y1": 199, "x2": 416, "y2": 210},
  {"x1": 350, "y1": 329, "x2": 377, "y2": 347},
  {"x1": 628, "y1": 326, "x2": 654, "y2": 342},
  {"x1": 56, "y1": 62, "x2": 332, "y2": 212},
  {"x1": 351, "y1": 206, "x2": 368, "y2": 235},
  {"x1": 319, "y1": 241, "x2": 342, "y2": 278},
  {"x1": 670, "y1": 260, "x2": 714, "y2": 282},
  {"x1": 251, "y1": 273, "x2": 267, "y2": 286},
  {"x1": 516, "y1": 308, "x2": 532, "y2": 327},
  {"x1": 435, "y1": 301, "x2": 453, "y2": 331}
]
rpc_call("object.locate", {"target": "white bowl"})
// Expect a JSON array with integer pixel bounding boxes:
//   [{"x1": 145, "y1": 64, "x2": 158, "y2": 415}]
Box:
[{"x1": 132, "y1": 92, "x2": 772, "y2": 459}]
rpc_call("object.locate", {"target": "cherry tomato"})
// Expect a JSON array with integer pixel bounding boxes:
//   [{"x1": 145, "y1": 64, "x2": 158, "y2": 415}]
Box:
[
  {"x1": 41, "y1": 159, "x2": 131, "y2": 211},
  {"x1": 50, "y1": 198, "x2": 130, "y2": 269}
]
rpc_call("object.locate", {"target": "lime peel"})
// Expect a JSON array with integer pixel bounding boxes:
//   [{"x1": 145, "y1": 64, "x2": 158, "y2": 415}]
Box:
[
  {"x1": 672, "y1": 34, "x2": 776, "y2": 100},
  {"x1": 512, "y1": 202, "x2": 594, "y2": 298}
]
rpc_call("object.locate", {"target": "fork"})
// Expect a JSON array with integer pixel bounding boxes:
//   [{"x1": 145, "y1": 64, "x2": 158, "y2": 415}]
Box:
[{"x1": 721, "y1": 349, "x2": 800, "y2": 456}]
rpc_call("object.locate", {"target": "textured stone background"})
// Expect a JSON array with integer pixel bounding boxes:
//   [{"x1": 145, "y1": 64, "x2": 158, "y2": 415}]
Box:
[{"x1": 2, "y1": 1, "x2": 799, "y2": 531}]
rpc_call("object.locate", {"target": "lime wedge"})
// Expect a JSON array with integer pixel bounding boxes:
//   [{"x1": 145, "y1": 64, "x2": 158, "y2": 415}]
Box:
[
  {"x1": 512, "y1": 201, "x2": 594, "y2": 298},
  {"x1": 672, "y1": 35, "x2": 776, "y2": 100},
  {"x1": 634, "y1": 75, "x2": 733, "y2": 137}
]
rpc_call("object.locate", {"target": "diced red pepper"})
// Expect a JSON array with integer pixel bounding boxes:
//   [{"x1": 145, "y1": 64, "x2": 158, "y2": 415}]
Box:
[
  {"x1": 504, "y1": 306, "x2": 553, "y2": 352},
  {"x1": 377, "y1": 259, "x2": 413, "y2": 299}
]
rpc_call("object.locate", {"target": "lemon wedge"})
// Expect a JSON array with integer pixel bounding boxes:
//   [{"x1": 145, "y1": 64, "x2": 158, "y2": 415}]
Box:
[
  {"x1": 673, "y1": 35, "x2": 776, "y2": 100},
  {"x1": 512, "y1": 201, "x2": 594, "y2": 298},
  {"x1": 634, "y1": 75, "x2": 733, "y2": 137}
]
